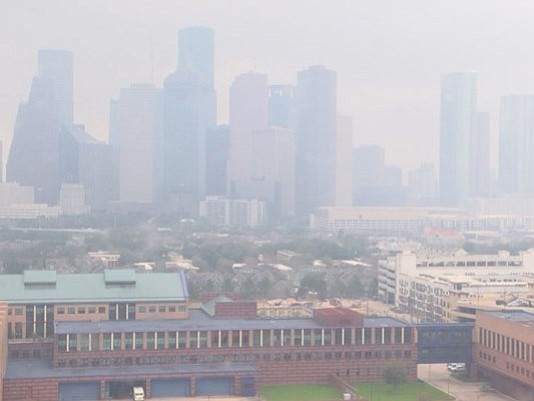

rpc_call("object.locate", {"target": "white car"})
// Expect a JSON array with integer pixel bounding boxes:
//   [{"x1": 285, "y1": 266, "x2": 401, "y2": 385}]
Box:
[{"x1": 447, "y1": 362, "x2": 466, "y2": 372}]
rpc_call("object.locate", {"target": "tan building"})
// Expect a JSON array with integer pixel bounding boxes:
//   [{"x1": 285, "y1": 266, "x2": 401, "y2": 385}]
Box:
[{"x1": 474, "y1": 310, "x2": 534, "y2": 399}]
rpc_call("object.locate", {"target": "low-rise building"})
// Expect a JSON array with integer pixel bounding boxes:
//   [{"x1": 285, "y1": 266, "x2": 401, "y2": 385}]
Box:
[
  {"x1": 0, "y1": 270, "x2": 417, "y2": 400},
  {"x1": 474, "y1": 310, "x2": 534, "y2": 399}
]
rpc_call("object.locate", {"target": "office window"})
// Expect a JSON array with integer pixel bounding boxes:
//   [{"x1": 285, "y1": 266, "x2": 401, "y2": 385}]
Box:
[
  {"x1": 113, "y1": 333, "x2": 122, "y2": 351},
  {"x1": 157, "y1": 331, "x2": 165, "y2": 349},
  {"x1": 138, "y1": 306, "x2": 146, "y2": 313},
  {"x1": 146, "y1": 332, "x2": 155, "y2": 349},
  {"x1": 57, "y1": 307, "x2": 65, "y2": 315},
  {"x1": 125, "y1": 333, "x2": 133, "y2": 350},
  {"x1": 88, "y1": 306, "x2": 96, "y2": 314},
  {"x1": 103, "y1": 333, "x2": 112, "y2": 351},
  {"x1": 199, "y1": 331, "x2": 208, "y2": 348},
  {"x1": 80, "y1": 334, "x2": 90, "y2": 351},
  {"x1": 189, "y1": 331, "x2": 198, "y2": 348},
  {"x1": 168, "y1": 332, "x2": 177, "y2": 348},
  {"x1": 158, "y1": 306, "x2": 166, "y2": 313},
  {"x1": 98, "y1": 306, "x2": 106, "y2": 314},
  {"x1": 135, "y1": 332, "x2": 144, "y2": 350}
]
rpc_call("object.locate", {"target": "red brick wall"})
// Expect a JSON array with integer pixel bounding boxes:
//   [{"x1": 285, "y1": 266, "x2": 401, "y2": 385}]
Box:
[
  {"x1": 3, "y1": 378, "x2": 57, "y2": 401},
  {"x1": 313, "y1": 308, "x2": 364, "y2": 327},
  {"x1": 214, "y1": 302, "x2": 257, "y2": 318}
]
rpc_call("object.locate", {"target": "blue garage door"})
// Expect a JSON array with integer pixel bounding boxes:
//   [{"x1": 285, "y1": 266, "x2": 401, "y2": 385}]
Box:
[
  {"x1": 151, "y1": 378, "x2": 191, "y2": 397},
  {"x1": 59, "y1": 382, "x2": 100, "y2": 401},
  {"x1": 196, "y1": 377, "x2": 234, "y2": 396}
]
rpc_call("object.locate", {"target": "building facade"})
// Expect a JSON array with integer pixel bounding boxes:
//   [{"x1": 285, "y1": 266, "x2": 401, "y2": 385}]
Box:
[
  {"x1": 474, "y1": 310, "x2": 534, "y2": 399},
  {"x1": 0, "y1": 270, "x2": 418, "y2": 401},
  {"x1": 439, "y1": 71, "x2": 477, "y2": 207},
  {"x1": 7, "y1": 50, "x2": 73, "y2": 205}
]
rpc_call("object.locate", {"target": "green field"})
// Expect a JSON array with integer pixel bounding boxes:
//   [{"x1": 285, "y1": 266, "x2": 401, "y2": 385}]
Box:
[
  {"x1": 260, "y1": 381, "x2": 451, "y2": 401},
  {"x1": 260, "y1": 383, "x2": 342, "y2": 401},
  {"x1": 352, "y1": 380, "x2": 452, "y2": 401}
]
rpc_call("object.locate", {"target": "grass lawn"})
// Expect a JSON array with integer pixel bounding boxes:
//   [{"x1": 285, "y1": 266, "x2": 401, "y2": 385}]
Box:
[
  {"x1": 260, "y1": 383, "x2": 342, "y2": 401},
  {"x1": 352, "y1": 380, "x2": 452, "y2": 401}
]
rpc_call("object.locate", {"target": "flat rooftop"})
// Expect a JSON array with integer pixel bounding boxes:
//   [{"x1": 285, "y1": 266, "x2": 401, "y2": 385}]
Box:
[
  {"x1": 5, "y1": 358, "x2": 255, "y2": 380},
  {"x1": 485, "y1": 310, "x2": 534, "y2": 322},
  {"x1": 55, "y1": 309, "x2": 410, "y2": 335}
]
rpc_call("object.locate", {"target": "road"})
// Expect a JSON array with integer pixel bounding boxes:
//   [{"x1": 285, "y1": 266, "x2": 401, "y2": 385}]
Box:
[{"x1": 418, "y1": 364, "x2": 513, "y2": 401}]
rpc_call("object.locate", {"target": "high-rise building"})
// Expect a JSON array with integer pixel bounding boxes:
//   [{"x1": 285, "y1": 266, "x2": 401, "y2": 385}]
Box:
[
  {"x1": 472, "y1": 112, "x2": 491, "y2": 196},
  {"x1": 114, "y1": 84, "x2": 162, "y2": 204},
  {"x1": 7, "y1": 50, "x2": 73, "y2": 204},
  {"x1": 227, "y1": 72, "x2": 269, "y2": 196},
  {"x1": 439, "y1": 71, "x2": 477, "y2": 206},
  {"x1": 163, "y1": 27, "x2": 217, "y2": 215},
  {"x1": 407, "y1": 163, "x2": 438, "y2": 205},
  {"x1": 335, "y1": 116, "x2": 353, "y2": 207},
  {"x1": 352, "y1": 145, "x2": 385, "y2": 201},
  {"x1": 205, "y1": 125, "x2": 230, "y2": 197},
  {"x1": 499, "y1": 95, "x2": 534, "y2": 194},
  {"x1": 295, "y1": 66, "x2": 337, "y2": 216},
  {"x1": 268, "y1": 85, "x2": 296, "y2": 129},
  {"x1": 179, "y1": 26, "x2": 214, "y2": 87},
  {"x1": 59, "y1": 125, "x2": 114, "y2": 210},
  {"x1": 247, "y1": 126, "x2": 295, "y2": 219},
  {"x1": 0, "y1": 140, "x2": 3, "y2": 183}
]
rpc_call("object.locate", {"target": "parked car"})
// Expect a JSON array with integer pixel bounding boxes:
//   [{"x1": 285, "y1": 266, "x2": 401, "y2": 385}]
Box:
[{"x1": 447, "y1": 362, "x2": 466, "y2": 372}]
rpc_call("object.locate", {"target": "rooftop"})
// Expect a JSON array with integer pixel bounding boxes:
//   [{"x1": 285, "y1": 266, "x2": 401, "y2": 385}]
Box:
[
  {"x1": 484, "y1": 310, "x2": 534, "y2": 322},
  {"x1": 0, "y1": 270, "x2": 188, "y2": 303},
  {"x1": 54, "y1": 309, "x2": 409, "y2": 335}
]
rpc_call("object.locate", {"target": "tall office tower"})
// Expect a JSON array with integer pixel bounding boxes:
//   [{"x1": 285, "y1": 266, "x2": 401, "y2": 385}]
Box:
[
  {"x1": 0, "y1": 140, "x2": 3, "y2": 182},
  {"x1": 268, "y1": 84, "x2": 296, "y2": 129},
  {"x1": 205, "y1": 125, "x2": 229, "y2": 196},
  {"x1": 59, "y1": 125, "x2": 114, "y2": 210},
  {"x1": 408, "y1": 162, "x2": 438, "y2": 205},
  {"x1": 439, "y1": 71, "x2": 477, "y2": 206},
  {"x1": 384, "y1": 165, "x2": 403, "y2": 187},
  {"x1": 227, "y1": 72, "x2": 269, "y2": 196},
  {"x1": 472, "y1": 112, "x2": 491, "y2": 195},
  {"x1": 7, "y1": 49, "x2": 73, "y2": 204},
  {"x1": 179, "y1": 26, "x2": 214, "y2": 87},
  {"x1": 163, "y1": 26, "x2": 216, "y2": 214},
  {"x1": 352, "y1": 145, "x2": 385, "y2": 201},
  {"x1": 247, "y1": 127, "x2": 296, "y2": 219},
  {"x1": 295, "y1": 65, "x2": 337, "y2": 216},
  {"x1": 335, "y1": 116, "x2": 353, "y2": 207},
  {"x1": 114, "y1": 84, "x2": 162, "y2": 204},
  {"x1": 499, "y1": 95, "x2": 534, "y2": 194}
]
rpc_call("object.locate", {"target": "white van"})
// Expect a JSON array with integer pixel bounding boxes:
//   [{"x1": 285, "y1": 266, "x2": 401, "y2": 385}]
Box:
[{"x1": 133, "y1": 386, "x2": 145, "y2": 401}]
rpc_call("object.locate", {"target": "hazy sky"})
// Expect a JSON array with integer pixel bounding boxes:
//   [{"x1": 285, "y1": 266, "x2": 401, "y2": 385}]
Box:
[{"x1": 2, "y1": 0, "x2": 534, "y2": 172}]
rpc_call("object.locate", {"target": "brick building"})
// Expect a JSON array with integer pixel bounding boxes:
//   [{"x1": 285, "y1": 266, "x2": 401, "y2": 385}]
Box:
[
  {"x1": 474, "y1": 310, "x2": 534, "y2": 400},
  {"x1": 0, "y1": 270, "x2": 418, "y2": 400}
]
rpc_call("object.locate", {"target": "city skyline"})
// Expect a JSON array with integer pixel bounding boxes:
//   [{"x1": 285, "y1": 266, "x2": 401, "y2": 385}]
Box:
[{"x1": 4, "y1": 1, "x2": 534, "y2": 172}]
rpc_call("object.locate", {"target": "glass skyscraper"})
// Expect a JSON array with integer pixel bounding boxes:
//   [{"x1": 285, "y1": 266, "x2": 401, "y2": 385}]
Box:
[{"x1": 439, "y1": 71, "x2": 477, "y2": 207}]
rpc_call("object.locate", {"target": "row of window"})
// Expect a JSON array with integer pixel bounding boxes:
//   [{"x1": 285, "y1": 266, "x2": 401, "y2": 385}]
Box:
[
  {"x1": 505, "y1": 361, "x2": 534, "y2": 380},
  {"x1": 57, "y1": 327, "x2": 413, "y2": 353},
  {"x1": 479, "y1": 327, "x2": 533, "y2": 363},
  {"x1": 55, "y1": 349, "x2": 414, "y2": 368}
]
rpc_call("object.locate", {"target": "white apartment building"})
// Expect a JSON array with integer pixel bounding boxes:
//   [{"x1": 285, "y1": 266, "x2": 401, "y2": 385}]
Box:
[
  {"x1": 379, "y1": 249, "x2": 534, "y2": 322},
  {"x1": 199, "y1": 196, "x2": 267, "y2": 227}
]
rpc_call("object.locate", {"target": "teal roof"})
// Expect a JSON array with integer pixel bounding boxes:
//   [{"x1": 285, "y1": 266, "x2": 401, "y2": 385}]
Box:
[{"x1": 0, "y1": 270, "x2": 187, "y2": 304}]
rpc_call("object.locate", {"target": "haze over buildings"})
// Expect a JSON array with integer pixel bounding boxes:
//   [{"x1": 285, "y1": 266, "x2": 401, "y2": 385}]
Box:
[{"x1": 4, "y1": 5, "x2": 534, "y2": 224}]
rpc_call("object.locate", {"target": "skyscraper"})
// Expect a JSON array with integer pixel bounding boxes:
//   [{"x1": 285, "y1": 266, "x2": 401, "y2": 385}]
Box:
[
  {"x1": 268, "y1": 84, "x2": 296, "y2": 129},
  {"x1": 7, "y1": 49, "x2": 73, "y2": 204},
  {"x1": 335, "y1": 116, "x2": 353, "y2": 207},
  {"x1": 114, "y1": 84, "x2": 162, "y2": 204},
  {"x1": 295, "y1": 65, "x2": 337, "y2": 216},
  {"x1": 227, "y1": 72, "x2": 269, "y2": 196},
  {"x1": 179, "y1": 26, "x2": 214, "y2": 87},
  {"x1": 472, "y1": 112, "x2": 491, "y2": 195},
  {"x1": 59, "y1": 124, "x2": 114, "y2": 210},
  {"x1": 163, "y1": 26, "x2": 216, "y2": 214},
  {"x1": 205, "y1": 125, "x2": 229, "y2": 197},
  {"x1": 439, "y1": 71, "x2": 477, "y2": 206},
  {"x1": 499, "y1": 95, "x2": 534, "y2": 194}
]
